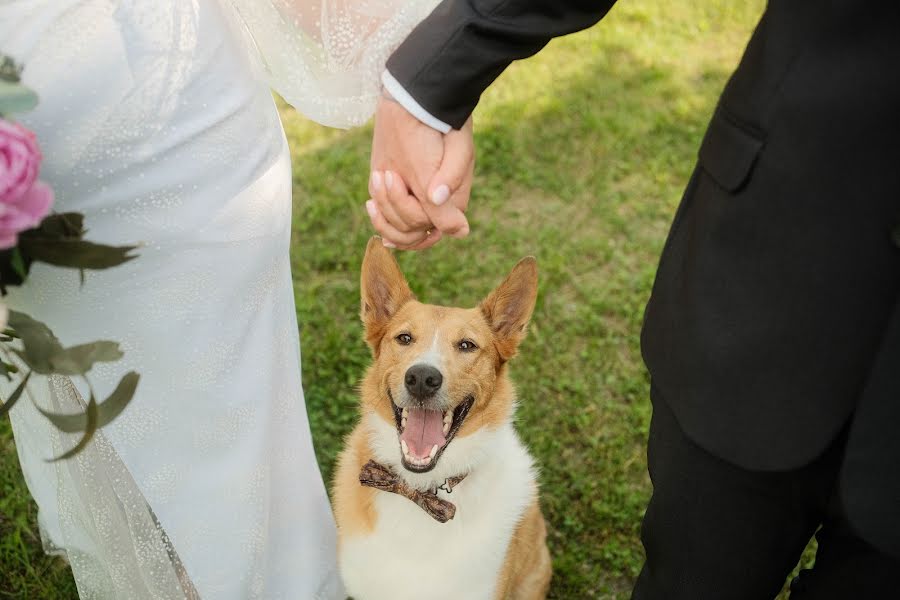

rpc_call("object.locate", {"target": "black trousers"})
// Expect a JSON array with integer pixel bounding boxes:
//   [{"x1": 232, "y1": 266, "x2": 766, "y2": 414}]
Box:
[{"x1": 631, "y1": 386, "x2": 899, "y2": 600}]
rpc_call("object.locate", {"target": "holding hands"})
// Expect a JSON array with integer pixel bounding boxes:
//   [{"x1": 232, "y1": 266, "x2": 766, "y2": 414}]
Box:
[{"x1": 368, "y1": 93, "x2": 475, "y2": 250}]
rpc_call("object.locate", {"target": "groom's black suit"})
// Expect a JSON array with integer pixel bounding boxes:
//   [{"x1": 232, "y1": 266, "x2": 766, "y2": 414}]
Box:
[{"x1": 388, "y1": 0, "x2": 900, "y2": 596}]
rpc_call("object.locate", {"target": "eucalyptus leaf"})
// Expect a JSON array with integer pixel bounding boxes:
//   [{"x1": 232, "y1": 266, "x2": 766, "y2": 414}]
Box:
[
  {"x1": 0, "y1": 359, "x2": 18, "y2": 380},
  {"x1": 0, "y1": 79, "x2": 38, "y2": 115},
  {"x1": 35, "y1": 397, "x2": 87, "y2": 433},
  {"x1": 0, "y1": 56, "x2": 22, "y2": 83},
  {"x1": 3, "y1": 212, "x2": 133, "y2": 290},
  {"x1": 8, "y1": 310, "x2": 63, "y2": 374},
  {"x1": 46, "y1": 394, "x2": 99, "y2": 462},
  {"x1": 19, "y1": 238, "x2": 138, "y2": 270},
  {"x1": 0, "y1": 247, "x2": 32, "y2": 291},
  {"x1": 95, "y1": 371, "x2": 139, "y2": 427},
  {"x1": 30, "y1": 213, "x2": 85, "y2": 238},
  {"x1": 0, "y1": 370, "x2": 31, "y2": 417},
  {"x1": 48, "y1": 341, "x2": 124, "y2": 376},
  {"x1": 11, "y1": 247, "x2": 28, "y2": 280},
  {"x1": 8, "y1": 311, "x2": 127, "y2": 376},
  {"x1": 35, "y1": 371, "x2": 139, "y2": 434}
]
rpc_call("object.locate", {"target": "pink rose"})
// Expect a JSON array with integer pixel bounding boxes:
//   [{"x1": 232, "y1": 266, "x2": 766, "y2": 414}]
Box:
[{"x1": 0, "y1": 119, "x2": 53, "y2": 249}]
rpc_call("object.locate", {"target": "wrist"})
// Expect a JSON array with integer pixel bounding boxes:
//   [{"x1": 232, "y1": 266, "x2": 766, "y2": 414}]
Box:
[
  {"x1": 380, "y1": 70, "x2": 452, "y2": 134},
  {"x1": 380, "y1": 84, "x2": 396, "y2": 103}
]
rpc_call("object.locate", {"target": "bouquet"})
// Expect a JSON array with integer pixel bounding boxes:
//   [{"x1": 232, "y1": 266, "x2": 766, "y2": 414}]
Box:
[{"x1": 0, "y1": 55, "x2": 139, "y2": 460}]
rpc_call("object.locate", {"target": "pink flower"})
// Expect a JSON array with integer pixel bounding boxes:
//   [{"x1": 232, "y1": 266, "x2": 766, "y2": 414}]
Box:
[{"x1": 0, "y1": 119, "x2": 53, "y2": 249}]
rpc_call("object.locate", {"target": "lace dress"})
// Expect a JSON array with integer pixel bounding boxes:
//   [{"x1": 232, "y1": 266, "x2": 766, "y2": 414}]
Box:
[{"x1": 0, "y1": 0, "x2": 436, "y2": 598}]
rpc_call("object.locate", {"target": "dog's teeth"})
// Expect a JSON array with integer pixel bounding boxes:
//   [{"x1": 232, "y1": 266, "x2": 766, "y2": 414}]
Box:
[
  {"x1": 442, "y1": 421, "x2": 450, "y2": 435},
  {"x1": 443, "y1": 412, "x2": 452, "y2": 424},
  {"x1": 401, "y1": 417, "x2": 407, "y2": 428},
  {"x1": 402, "y1": 408, "x2": 409, "y2": 418},
  {"x1": 401, "y1": 440, "x2": 409, "y2": 456},
  {"x1": 429, "y1": 445, "x2": 439, "y2": 459}
]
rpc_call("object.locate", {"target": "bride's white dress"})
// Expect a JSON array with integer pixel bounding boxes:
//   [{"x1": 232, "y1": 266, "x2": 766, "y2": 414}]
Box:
[{"x1": 0, "y1": 1, "x2": 436, "y2": 598}]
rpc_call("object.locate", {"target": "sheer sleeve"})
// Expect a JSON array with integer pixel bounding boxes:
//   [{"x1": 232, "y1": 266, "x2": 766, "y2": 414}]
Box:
[{"x1": 219, "y1": 0, "x2": 441, "y2": 128}]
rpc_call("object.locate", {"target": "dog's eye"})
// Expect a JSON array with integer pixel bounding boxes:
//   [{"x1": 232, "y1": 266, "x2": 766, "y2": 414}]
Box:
[
  {"x1": 457, "y1": 339, "x2": 478, "y2": 352},
  {"x1": 396, "y1": 333, "x2": 413, "y2": 345}
]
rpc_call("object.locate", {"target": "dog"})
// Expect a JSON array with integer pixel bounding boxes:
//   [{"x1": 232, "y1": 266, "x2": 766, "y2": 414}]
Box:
[{"x1": 333, "y1": 237, "x2": 552, "y2": 600}]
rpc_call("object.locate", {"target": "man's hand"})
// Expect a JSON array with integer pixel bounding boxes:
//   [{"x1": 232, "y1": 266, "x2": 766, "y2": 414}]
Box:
[{"x1": 368, "y1": 93, "x2": 474, "y2": 250}]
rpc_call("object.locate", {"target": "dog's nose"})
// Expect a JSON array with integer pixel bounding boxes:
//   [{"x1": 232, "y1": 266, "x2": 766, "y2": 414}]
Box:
[{"x1": 404, "y1": 364, "x2": 443, "y2": 399}]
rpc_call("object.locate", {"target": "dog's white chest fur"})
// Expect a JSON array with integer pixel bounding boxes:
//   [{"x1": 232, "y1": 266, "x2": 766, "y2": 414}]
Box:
[{"x1": 340, "y1": 422, "x2": 536, "y2": 600}]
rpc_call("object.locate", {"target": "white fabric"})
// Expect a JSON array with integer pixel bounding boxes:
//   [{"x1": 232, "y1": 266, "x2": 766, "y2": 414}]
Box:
[
  {"x1": 381, "y1": 69, "x2": 452, "y2": 133},
  {"x1": 224, "y1": 0, "x2": 441, "y2": 128},
  {"x1": 0, "y1": 0, "x2": 437, "y2": 598}
]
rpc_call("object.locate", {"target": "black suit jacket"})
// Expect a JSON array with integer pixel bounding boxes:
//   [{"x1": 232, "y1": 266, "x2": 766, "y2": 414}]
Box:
[{"x1": 387, "y1": 0, "x2": 900, "y2": 558}]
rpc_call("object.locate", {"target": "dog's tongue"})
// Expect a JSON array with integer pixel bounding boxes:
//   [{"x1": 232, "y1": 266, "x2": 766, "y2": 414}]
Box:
[{"x1": 401, "y1": 407, "x2": 446, "y2": 458}]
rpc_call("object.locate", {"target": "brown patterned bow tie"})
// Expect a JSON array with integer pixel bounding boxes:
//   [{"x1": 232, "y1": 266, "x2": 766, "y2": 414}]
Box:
[{"x1": 358, "y1": 460, "x2": 467, "y2": 523}]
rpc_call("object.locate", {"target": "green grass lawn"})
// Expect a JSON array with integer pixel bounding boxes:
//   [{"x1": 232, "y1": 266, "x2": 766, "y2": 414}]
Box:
[{"x1": 2, "y1": 2, "x2": 816, "y2": 598}]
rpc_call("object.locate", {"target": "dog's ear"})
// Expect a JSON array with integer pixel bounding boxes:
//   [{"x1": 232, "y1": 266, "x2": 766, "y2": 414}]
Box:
[
  {"x1": 479, "y1": 257, "x2": 538, "y2": 363},
  {"x1": 361, "y1": 237, "x2": 415, "y2": 351}
]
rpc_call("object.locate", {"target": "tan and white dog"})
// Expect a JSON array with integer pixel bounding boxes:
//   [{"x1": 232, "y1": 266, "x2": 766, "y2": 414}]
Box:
[{"x1": 333, "y1": 238, "x2": 552, "y2": 600}]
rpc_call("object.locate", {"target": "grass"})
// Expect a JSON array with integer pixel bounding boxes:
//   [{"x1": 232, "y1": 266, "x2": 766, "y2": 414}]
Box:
[{"x1": 1, "y1": 1, "x2": 816, "y2": 598}]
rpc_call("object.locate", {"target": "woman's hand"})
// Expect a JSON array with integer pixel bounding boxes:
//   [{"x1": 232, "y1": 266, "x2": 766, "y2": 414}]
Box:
[
  {"x1": 366, "y1": 169, "x2": 442, "y2": 250},
  {"x1": 368, "y1": 93, "x2": 474, "y2": 250}
]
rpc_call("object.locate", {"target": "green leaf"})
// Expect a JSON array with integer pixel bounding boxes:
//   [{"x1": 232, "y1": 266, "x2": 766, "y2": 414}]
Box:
[
  {"x1": 19, "y1": 238, "x2": 138, "y2": 270},
  {"x1": 29, "y1": 213, "x2": 85, "y2": 239},
  {"x1": 0, "y1": 56, "x2": 23, "y2": 83},
  {"x1": 46, "y1": 394, "x2": 99, "y2": 462},
  {"x1": 95, "y1": 372, "x2": 139, "y2": 426},
  {"x1": 47, "y1": 341, "x2": 124, "y2": 376},
  {"x1": 10, "y1": 247, "x2": 28, "y2": 281},
  {"x1": 35, "y1": 371, "x2": 139, "y2": 433},
  {"x1": 0, "y1": 79, "x2": 38, "y2": 114},
  {"x1": 0, "y1": 370, "x2": 31, "y2": 417},
  {"x1": 8, "y1": 311, "x2": 126, "y2": 376},
  {"x1": 0, "y1": 359, "x2": 17, "y2": 380},
  {"x1": 35, "y1": 372, "x2": 138, "y2": 460},
  {"x1": 35, "y1": 399, "x2": 87, "y2": 433},
  {"x1": 35, "y1": 399, "x2": 86, "y2": 433},
  {"x1": 0, "y1": 247, "x2": 31, "y2": 291},
  {"x1": 8, "y1": 310, "x2": 63, "y2": 374},
  {"x1": 13, "y1": 212, "x2": 138, "y2": 272}
]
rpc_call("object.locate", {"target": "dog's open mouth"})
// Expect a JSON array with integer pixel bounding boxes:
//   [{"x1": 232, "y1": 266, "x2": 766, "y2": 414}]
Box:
[{"x1": 389, "y1": 393, "x2": 475, "y2": 473}]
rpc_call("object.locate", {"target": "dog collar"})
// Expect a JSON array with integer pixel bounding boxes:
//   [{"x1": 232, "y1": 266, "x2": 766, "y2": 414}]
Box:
[{"x1": 358, "y1": 460, "x2": 467, "y2": 523}]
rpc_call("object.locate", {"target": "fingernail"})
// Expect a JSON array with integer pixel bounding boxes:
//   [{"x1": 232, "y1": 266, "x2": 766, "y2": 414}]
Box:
[
  {"x1": 382, "y1": 239, "x2": 396, "y2": 248},
  {"x1": 431, "y1": 185, "x2": 450, "y2": 206},
  {"x1": 384, "y1": 171, "x2": 394, "y2": 190},
  {"x1": 370, "y1": 171, "x2": 382, "y2": 191},
  {"x1": 365, "y1": 199, "x2": 377, "y2": 219}
]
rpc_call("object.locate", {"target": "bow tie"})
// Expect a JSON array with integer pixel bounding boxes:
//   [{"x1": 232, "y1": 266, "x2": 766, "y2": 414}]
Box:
[{"x1": 358, "y1": 460, "x2": 467, "y2": 523}]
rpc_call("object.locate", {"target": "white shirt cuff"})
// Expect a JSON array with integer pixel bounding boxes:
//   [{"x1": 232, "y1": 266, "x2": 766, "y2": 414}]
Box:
[{"x1": 381, "y1": 70, "x2": 452, "y2": 134}]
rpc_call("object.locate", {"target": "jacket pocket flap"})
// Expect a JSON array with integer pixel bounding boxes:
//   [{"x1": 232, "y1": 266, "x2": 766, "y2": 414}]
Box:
[{"x1": 698, "y1": 107, "x2": 764, "y2": 192}]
